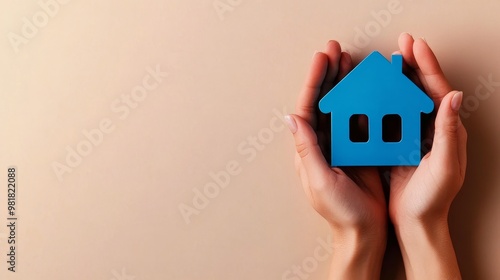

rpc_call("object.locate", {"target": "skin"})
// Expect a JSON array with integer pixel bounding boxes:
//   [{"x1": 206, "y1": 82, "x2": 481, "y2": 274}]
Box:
[{"x1": 285, "y1": 33, "x2": 467, "y2": 280}]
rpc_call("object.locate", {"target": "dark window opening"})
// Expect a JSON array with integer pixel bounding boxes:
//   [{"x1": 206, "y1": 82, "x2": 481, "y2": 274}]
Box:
[
  {"x1": 349, "y1": 114, "x2": 369, "y2": 142},
  {"x1": 382, "y1": 114, "x2": 402, "y2": 142}
]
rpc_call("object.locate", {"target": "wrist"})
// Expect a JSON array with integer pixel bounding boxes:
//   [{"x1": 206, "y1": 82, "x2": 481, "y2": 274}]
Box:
[
  {"x1": 328, "y1": 226, "x2": 387, "y2": 280},
  {"x1": 395, "y1": 216, "x2": 452, "y2": 256},
  {"x1": 391, "y1": 205, "x2": 450, "y2": 231},
  {"x1": 394, "y1": 219, "x2": 461, "y2": 280}
]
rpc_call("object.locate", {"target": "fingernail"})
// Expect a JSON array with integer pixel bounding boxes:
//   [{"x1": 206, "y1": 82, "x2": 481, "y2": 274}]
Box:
[
  {"x1": 451, "y1": 91, "x2": 463, "y2": 112},
  {"x1": 284, "y1": 115, "x2": 298, "y2": 134},
  {"x1": 402, "y1": 32, "x2": 413, "y2": 37},
  {"x1": 312, "y1": 51, "x2": 320, "y2": 59},
  {"x1": 420, "y1": 37, "x2": 427, "y2": 42},
  {"x1": 343, "y1": 48, "x2": 351, "y2": 56}
]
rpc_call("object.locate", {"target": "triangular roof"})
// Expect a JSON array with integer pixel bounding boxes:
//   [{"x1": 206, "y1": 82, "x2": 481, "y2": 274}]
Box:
[{"x1": 319, "y1": 51, "x2": 434, "y2": 114}]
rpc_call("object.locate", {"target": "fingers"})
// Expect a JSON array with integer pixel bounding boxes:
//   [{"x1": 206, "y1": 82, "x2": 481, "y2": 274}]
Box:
[
  {"x1": 317, "y1": 51, "x2": 353, "y2": 153},
  {"x1": 397, "y1": 32, "x2": 465, "y2": 175},
  {"x1": 335, "y1": 52, "x2": 353, "y2": 83},
  {"x1": 413, "y1": 38, "x2": 453, "y2": 106},
  {"x1": 296, "y1": 52, "x2": 329, "y2": 127},
  {"x1": 431, "y1": 91, "x2": 464, "y2": 168},
  {"x1": 398, "y1": 33, "x2": 417, "y2": 68},
  {"x1": 322, "y1": 41, "x2": 343, "y2": 91},
  {"x1": 398, "y1": 32, "x2": 453, "y2": 107},
  {"x1": 285, "y1": 114, "x2": 334, "y2": 184},
  {"x1": 393, "y1": 49, "x2": 424, "y2": 89}
]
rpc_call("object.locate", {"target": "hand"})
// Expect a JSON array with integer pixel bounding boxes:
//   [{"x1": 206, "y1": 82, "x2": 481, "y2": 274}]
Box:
[
  {"x1": 285, "y1": 41, "x2": 387, "y2": 279},
  {"x1": 388, "y1": 33, "x2": 467, "y2": 279}
]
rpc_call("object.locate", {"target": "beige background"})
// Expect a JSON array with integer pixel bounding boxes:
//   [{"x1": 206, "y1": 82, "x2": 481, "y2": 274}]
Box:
[{"x1": 1, "y1": 0, "x2": 499, "y2": 279}]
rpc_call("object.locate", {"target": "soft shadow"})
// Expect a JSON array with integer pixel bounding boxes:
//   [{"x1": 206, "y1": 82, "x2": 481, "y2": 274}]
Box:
[{"x1": 449, "y1": 108, "x2": 499, "y2": 280}]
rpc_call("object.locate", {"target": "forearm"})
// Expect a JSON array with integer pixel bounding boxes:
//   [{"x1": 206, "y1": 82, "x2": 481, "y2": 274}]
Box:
[
  {"x1": 395, "y1": 219, "x2": 461, "y2": 280},
  {"x1": 328, "y1": 228, "x2": 386, "y2": 280}
]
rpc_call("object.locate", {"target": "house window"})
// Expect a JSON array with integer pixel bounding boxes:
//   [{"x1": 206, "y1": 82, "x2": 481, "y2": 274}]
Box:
[
  {"x1": 349, "y1": 114, "x2": 369, "y2": 142},
  {"x1": 382, "y1": 114, "x2": 402, "y2": 142}
]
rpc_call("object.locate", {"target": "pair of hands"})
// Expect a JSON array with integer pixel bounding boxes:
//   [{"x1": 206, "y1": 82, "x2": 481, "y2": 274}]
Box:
[{"x1": 285, "y1": 33, "x2": 467, "y2": 279}]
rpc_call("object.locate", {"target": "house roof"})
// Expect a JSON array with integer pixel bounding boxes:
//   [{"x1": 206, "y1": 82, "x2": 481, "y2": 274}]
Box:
[{"x1": 319, "y1": 51, "x2": 434, "y2": 114}]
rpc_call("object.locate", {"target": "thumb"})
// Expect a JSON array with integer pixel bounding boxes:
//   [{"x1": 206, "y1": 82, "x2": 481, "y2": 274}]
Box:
[
  {"x1": 285, "y1": 114, "x2": 332, "y2": 183},
  {"x1": 431, "y1": 90, "x2": 463, "y2": 164}
]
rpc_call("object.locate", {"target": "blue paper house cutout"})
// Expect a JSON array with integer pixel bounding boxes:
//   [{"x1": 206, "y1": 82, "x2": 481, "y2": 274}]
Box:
[{"x1": 319, "y1": 51, "x2": 434, "y2": 166}]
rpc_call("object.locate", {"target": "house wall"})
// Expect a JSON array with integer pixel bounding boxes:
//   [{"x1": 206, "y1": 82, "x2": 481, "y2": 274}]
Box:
[
  {"x1": 330, "y1": 112, "x2": 421, "y2": 166},
  {"x1": 1, "y1": 1, "x2": 499, "y2": 280}
]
